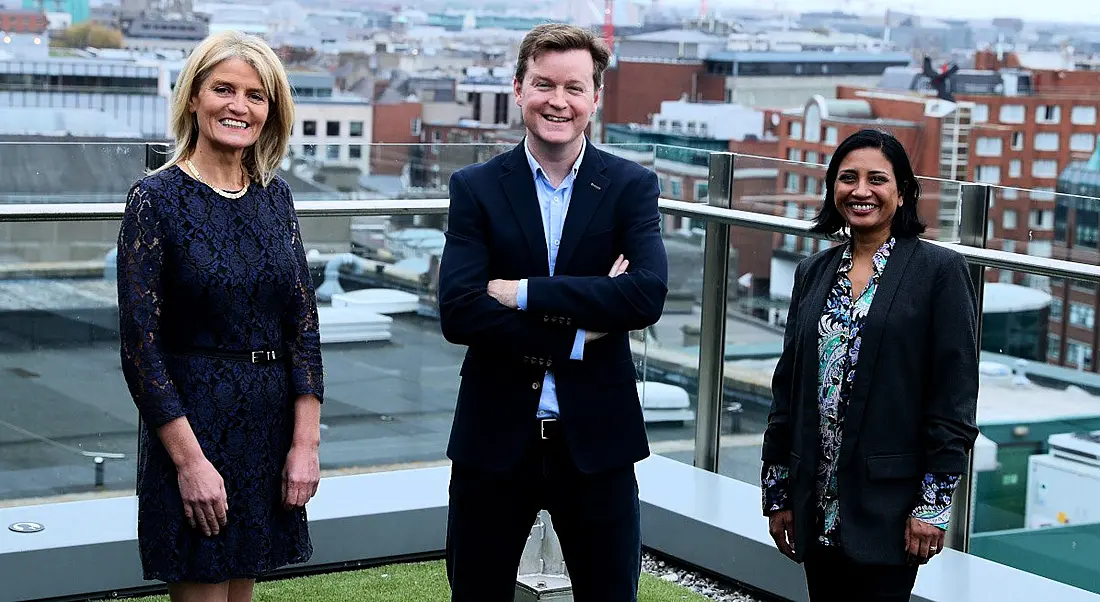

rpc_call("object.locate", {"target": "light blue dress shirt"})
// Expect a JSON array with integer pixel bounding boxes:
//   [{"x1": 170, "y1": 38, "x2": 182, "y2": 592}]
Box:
[{"x1": 515, "y1": 137, "x2": 588, "y2": 418}]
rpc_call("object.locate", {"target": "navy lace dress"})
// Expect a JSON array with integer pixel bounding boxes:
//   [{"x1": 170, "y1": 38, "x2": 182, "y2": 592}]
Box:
[{"x1": 117, "y1": 166, "x2": 324, "y2": 583}]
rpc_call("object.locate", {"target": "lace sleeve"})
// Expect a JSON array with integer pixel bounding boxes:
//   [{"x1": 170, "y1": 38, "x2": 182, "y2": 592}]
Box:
[
  {"x1": 280, "y1": 181, "x2": 324, "y2": 402},
  {"x1": 117, "y1": 182, "x2": 186, "y2": 428}
]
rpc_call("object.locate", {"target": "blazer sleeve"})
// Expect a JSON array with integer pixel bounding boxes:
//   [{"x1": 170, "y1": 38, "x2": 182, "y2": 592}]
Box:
[
  {"x1": 923, "y1": 251, "x2": 980, "y2": 473},
  {"x1": 117, "y1": 182, "x2": 186, "y2": 429},
  {"x1": 523, "y1": 169, "x2": 669, "y2": 333},
  {"x1": 762, "y1": 258, "x2": 806, "y2": 464},
  {"x1": 438, "y1": 169, "x2": 578, "y2": 361}
]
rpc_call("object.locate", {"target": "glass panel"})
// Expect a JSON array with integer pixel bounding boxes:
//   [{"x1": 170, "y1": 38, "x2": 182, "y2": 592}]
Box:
[
  {"x1": 0, "y1": 142, "x2": 148, "y2": 502},
  {"x1": 969, "y1": 272, "x2": 1100, "y2": 597},
  {"x1": 968, "y1": 182, "x2": 1100, "y2": 593},
  {"x1": 612, "y1": 144, "x2": 701, "y2": 464}
]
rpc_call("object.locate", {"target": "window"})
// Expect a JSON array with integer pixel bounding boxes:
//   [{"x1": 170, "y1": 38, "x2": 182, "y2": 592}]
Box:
[
  {"x1": 411, "y1": 118, "x2": 422, "y2": 136},
  {"x1": 806, "y1": 177, "x2": 818, "y2": 196},
  {"x1": 1066, "y1": 341, "x2": 1092, "y2": 369},
  {"x1": 694, "y1": 181, "x2": 709, "y2": 202},
  {"x1": 302, "y1": 120, "x2": 317, "y2": 136},
  {"x1": 1028, "y1": 240, "x2": 1052, "y2": 258},
  {"x1": 976, "y1": 165, "x2": 1000, "y2": 184},
  {"x1": 971, "y1": 104, "x2": 989, "y2": 123},
  {"x1": 1002, "y1": 187, "x2": 1018, "y2": 199},
  {"x1": 1031, "y1": 187, "x2": 1056, "y2": 201},
  {"x1": 976, "y1": 137, "x2": 1003, "y2": 157},
  {"x1": 783, "y1": 234, "x2": 797, "y2": 251},
  {"x1": 658, "y1": 119, "x2": 667, "y2": 130},
  {"x1": 805, "y1": 151, "x2": 819, "y2": 164},
  {"x1": 469, "y1": 92, "x2": 481, "y2": 121},
  {"x1": 999, "y1": 105, "x2": 1025, "y2": 124},
  {"x1": 825, "y1": 127, "x2": 838, "y2": 145},
  {"x1": 1003, "y1": 209, "x2": 1017, "y2": 229},
  {"x1": 1071, "y1": 106, "x2": 1098, "y2": 125},
  {"x1": 1069, "y1": 303, "x2": 1096, "y2": 329},
  {"x1": 1032, "y1": 160, "x2": 1058, "y2": 178},
  {"x1": 325, "y1": 145, "x2": 340, "y2": 160},
  {"x1": 1048, "y1": 334, "x2": 1060, "y2": 361},
  {"x1": 1034, "y1": 132, "x2": 1059, "y2": 151},
  {"x1": 493, "y1": 92, "x2": 508, "y2": 124},
  {"x1": 1009, "y1": 160, "x2": 1022, "y2": 178},
  {"x1": 1003, "y1": 240, "x2": 1017, "y2": 253},
  {"x1": 349, "y1": 144, "x2": 362, "y2": 159},
  {"x1": 1051, "y1": 298, "x2": 1063, "y2": 320},
  {"x1": 670, "y1": 178, "x2": 683, "y2": 199},
  {"x1": 1011, "y1": 132, "x2": 1023, "y2": 150},
  {"x1": 350, "y1": 121, "x2": 364, "y2": 137},
  {"x1": 790, "y1": 121, "x2": 803, "y2": 140},
  {"x1": 1029, "y1": 209, "x2": 1053, "y2": 230},
  {"x1": 784, "y1": 202, "x2": 799, "y2": 218},
  {"x1": 787, "y1": 148, "x2": 801, "y2": 161},
  {"x1": 786, "y1": 173, "x2": 800, "y2": 191},
  {"x1": 326, "y1": 121, "x2": 340, "y2": 136},
  {"x1": 1036, "y1": 105, "x2": 1061, "y2": 124},
  {"x1": 303, "y1": 144, "x2": 316, "y2": 156},
  {"x1": 1070, "y1": 133, "x2": 1096, "y2": 152}
]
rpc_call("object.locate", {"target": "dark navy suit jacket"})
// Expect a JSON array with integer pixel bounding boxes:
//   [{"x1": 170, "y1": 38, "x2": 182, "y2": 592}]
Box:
[{"x1": 438, "y1": 141, "x2": 669, "y2": 474}]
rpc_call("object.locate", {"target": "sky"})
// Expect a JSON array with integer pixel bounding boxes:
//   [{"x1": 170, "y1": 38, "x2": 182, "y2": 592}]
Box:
[{"x1": 685, "y1": 0, "x2": 1100, "y2": 26}]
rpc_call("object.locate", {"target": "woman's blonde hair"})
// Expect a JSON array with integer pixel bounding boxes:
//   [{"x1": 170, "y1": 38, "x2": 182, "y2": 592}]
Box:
[{"x1": 153, "y1": 30, "x2": 295, "y2": 187}]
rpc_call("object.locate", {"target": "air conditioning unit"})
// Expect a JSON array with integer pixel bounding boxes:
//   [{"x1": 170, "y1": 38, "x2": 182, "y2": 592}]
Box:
[{"x1": 1048, "y1": 431, "x2": 1100, "y2": 469}]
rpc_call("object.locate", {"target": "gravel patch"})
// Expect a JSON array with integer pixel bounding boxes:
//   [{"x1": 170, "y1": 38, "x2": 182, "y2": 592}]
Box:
[{"x1": 641, "y1": 551, "x2": 775, "y2": 602}]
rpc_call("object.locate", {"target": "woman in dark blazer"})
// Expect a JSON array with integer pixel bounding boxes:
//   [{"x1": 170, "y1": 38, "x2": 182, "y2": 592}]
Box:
[{"x1": 761, "y1": 129, "x2": 980, "y2": 601}]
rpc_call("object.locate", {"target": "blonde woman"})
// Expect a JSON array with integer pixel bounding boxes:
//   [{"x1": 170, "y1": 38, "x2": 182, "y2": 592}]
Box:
[{"x1": 117, "y1": 31, "x2": 323, "y2": 601}]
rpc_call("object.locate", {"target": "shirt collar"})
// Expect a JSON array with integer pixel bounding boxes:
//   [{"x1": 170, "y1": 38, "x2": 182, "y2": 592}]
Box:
[
  {"x1": 523, "y1": 136, "x2": 586, "y2": 183},
  {"x1": 840, "y1": 236, "x2": 896, "y2": 276}
]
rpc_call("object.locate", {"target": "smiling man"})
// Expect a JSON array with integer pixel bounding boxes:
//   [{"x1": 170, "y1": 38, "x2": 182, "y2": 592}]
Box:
[{"x1": 437, "y1": 23, "x2": 669, "y2": 602}]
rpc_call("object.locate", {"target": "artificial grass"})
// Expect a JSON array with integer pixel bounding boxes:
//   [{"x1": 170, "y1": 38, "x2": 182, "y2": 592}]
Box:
[{"x1": 131, "y1": 559, "x2": 711, "y2": 601}]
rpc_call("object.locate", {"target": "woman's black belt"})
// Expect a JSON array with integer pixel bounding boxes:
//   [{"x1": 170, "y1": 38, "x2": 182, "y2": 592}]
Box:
[{"x1": 170, "y1": 347, "x2": 285, "y2": 364}]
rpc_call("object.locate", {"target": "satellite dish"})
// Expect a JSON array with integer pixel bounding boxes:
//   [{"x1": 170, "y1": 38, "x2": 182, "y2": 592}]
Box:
[{"x1": 770, "y1": 114, "x2": 780, "y2": 126}]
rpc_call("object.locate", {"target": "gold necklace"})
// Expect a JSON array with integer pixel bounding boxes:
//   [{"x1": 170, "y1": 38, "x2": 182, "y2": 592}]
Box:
[{"x1": 185, "y1": 158, "x2": 250, "y2": 199}]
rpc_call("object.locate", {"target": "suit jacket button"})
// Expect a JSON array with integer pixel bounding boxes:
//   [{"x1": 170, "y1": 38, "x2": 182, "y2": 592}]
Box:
[
  {"x1": 546, "y1": 359, "x2": 553, "y2": 367},
  {"x1": 532, "y1": 382, "x2": 540, "y2": 390}
]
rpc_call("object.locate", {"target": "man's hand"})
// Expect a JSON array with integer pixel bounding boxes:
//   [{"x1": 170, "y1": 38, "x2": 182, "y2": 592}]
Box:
[
  {"x1": 487, "y1": 279, "x2": 520, "y2": 309},
  {"x1": 585, "y1": 255, "x2": 630, "y2": 342},
  {"x1": 609, "y1": 254, "x2": 628, "y2": 278},
  {"x1": 904, "y1": 517, "x2": 945, "y2": 565},
  {"x1": 768, "y1": 509, "x2": 797, "y2": 560}
]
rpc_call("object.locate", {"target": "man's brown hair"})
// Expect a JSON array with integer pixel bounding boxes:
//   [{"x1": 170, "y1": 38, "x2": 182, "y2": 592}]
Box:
[{"x1": 514, "y1": 23, "x2": 611, "y2": 91}]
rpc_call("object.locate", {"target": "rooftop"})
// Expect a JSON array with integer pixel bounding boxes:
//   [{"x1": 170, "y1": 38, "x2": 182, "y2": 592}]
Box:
[{"x1": 706, "y1": 50, "x2": 913, "y2": 64}]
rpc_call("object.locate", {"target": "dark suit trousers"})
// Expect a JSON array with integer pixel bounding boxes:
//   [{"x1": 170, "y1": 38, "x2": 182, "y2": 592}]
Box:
[
  {"x1": 804, "y1": 544, "x2": 919, "y2": 601},
  {"x1": 445, "y1": 422, "x2": 641, "y2": 602}
]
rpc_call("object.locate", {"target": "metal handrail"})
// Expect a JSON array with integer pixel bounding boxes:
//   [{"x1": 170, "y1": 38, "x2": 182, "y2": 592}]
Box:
[{"x1": 4, "y1": 196, "x2": 1099, "y2": 284}]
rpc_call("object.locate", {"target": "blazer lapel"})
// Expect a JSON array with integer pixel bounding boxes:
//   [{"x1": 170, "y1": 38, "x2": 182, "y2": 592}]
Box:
[
  {"x1": 499, "y1": 143, "x2": 550, "y2": 276},
  {"x1": 798, "y1": 246, "x2": 845, "y2": 451},
  {"x1": 838, "y1": 235, "x2": 918, "y2": 469},
  {"x1": 554, "y1": 144, "x2": 609, "y2": 273}
]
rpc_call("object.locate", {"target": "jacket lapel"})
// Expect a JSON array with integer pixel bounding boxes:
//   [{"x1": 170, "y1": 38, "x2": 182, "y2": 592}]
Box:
[
  {"x1": 838, "y1": 235, "x2": 918, "y2": 468},
  {"x1": 499, "y1": 143, "x2": 550, "y2": 276},
  {"x1": 798, "y1": 246, "x2": 845, "y2": 452},
  {"x1": 554, "y1": 142, "x2": 609, "y2": 273}
]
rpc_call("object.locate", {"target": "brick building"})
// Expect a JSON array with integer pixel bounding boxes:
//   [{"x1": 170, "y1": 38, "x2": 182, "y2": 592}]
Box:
[{"x1": 0, "y1": 9, "x2": 47, "y2": 34}]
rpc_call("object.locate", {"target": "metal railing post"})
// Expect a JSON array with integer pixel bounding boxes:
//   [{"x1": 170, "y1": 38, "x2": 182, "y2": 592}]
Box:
[
  {"x1": 693, "y1": 152, "x2": 734, "y2": 473},
  {"x1": 145, "y1": 142, "x2": 170, "y2": 172},
  {"x1": 948, "y1": 182, "x2": 991, "y2": 553}
]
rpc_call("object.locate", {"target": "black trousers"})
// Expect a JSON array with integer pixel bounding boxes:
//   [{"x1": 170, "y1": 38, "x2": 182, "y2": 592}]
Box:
[
  {"x1": 804, "y1": 544, "x2": 919, "y2": 602},
  {"x1": 445, "y1": 423, "x2": 641, "y2": 602}
]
